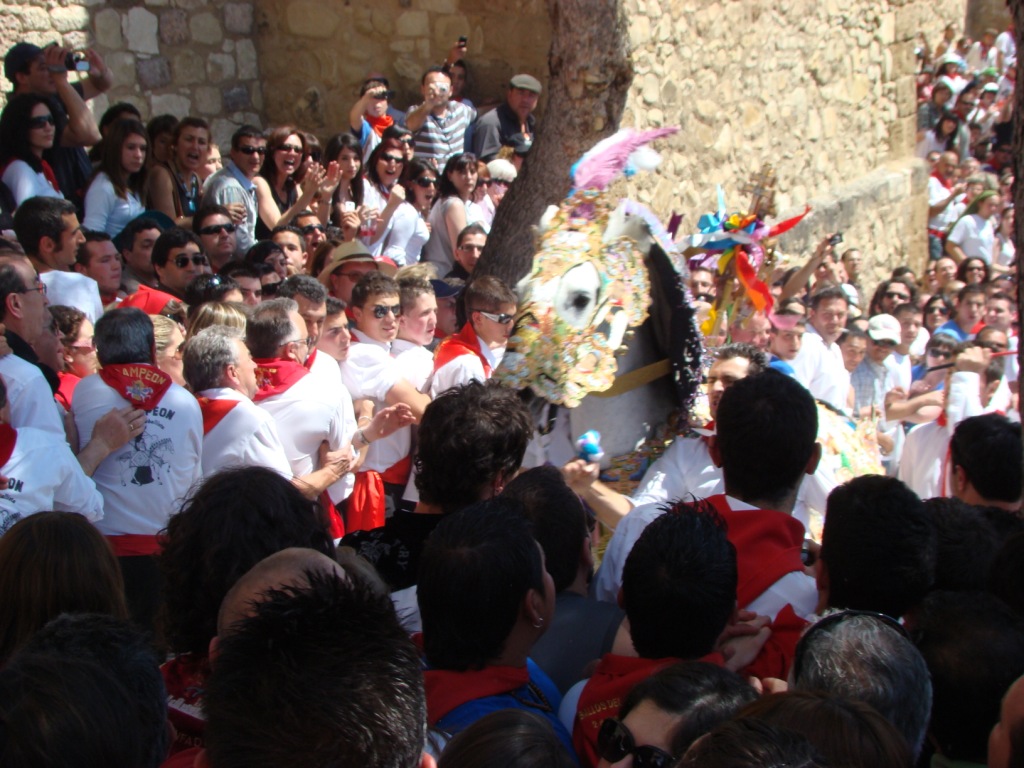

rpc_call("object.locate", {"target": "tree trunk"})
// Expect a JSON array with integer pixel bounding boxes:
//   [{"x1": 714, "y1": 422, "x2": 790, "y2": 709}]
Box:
[
  {"x1": 473, "y1": 0, "x2": 634, "y2": 288},
  {"x1": 1014, "y1": 0, "x2": 1024, "y2": 501}
]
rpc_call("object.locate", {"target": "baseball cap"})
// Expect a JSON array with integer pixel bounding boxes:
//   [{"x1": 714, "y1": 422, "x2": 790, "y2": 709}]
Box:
[
  {"x1": 4, "y1": 43, "x2": 43, "y2": 84},
  {"x1": 430, "y1": 279, "x2": 462, "y2": 299},
  {"x1": 509, "y1": 74, "x2": 542, "y2": 93},
  {"x1": 867, "y1": 314, "x2": 901, "y2": 344}
]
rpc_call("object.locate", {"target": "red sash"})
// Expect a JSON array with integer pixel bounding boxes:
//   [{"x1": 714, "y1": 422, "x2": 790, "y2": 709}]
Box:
[
  {"x1": 196, "y1": 397, "x2": 241, "y2": 435},
  {"x1": 303, "y1": 347, "x2": 318, "y2": 370},
  {"x1": 0, "y1": 423, "x2": 17, "y2": 468},
  {"x1": 108, "y1": 533, "x2": 162, "y2": 556},
  {"x1": 99, "y1": 363, "x2": 173, "y2": 411},
  {"x1": 741, "y1": 603, "x2": 808, "y2": 681},
  {"x1": 423, "y1": 664, "x2": 530, "y2": 726},
  {"x1": 346, "y1": 454, "x2": 412, "y2": 533},
  {"x1": 252, "y1": 358, "x2": 309, "y2": 401},
  {"x1": 433, "y1": 323, "x2": 490, "y2": 376}
]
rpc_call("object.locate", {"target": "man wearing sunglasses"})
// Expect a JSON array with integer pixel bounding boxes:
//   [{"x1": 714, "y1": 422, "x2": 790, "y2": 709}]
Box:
[
  {"x1": 192, "y1": 205, "x2": 237, "y2": 272},
  {"x1": 341, "y1": 272, "x2": 431, "y2": 522},
  {"x1": 431, "y1": 275, "x2": 517, "y2": 397},
  {"x1": 150, "y1": 227, "x2": 211, "y2": 300},
  {"x1": 446, "y1": 223, "x2": 486, "y2": 280},
  {"x1": 201, "y1": 125, "x2": 266, "y2": 257},
  {"x1": 851, "y1": 314, "x2": 902, "y2": 419}
]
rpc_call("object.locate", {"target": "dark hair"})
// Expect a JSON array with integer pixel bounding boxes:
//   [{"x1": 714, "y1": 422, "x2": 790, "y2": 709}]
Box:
[
  {"x1": 502, "y1": 465, "x2": 588, "y2": 593},
  {"x1": 397, "y1": 272, "x2": 435, "y2": 314},
  {"x1": 351, "y1": 270, "x2": 398, "y2": 308},
  {"x1": 715, "y1": 342, "x2": 769, "y2": 372},
  {"x1": 276, "y1": 273, "x2": 327, "y2": 304},
  {"x1": 244, "y1": 240, "x2": 286, "y2": 270},
  {"x1": 419, "y1": 498, "x2": 545, "y2": 670},
  {"x1": 261, "y1": 125, "x2": 305, "y2": 188},
  {"x1": 950, "y1": 414, "x2": 1022, "y2": 503},
  {"x1": 324, "y1": 132, "x2": 364, "y2": 208},
  {"x1": 910, "y1": 590, "x2": 1024, "y2": 763},
  {"x1": 820, "y1": 476, "x2": 935, "y2": 617},
  {"x1": 398, "y1": 157, "x2": 437, "y2": 199},
  {"x1": 229, "y1": 124, "x2": 264, "y2": 152},
  {"x1": 0, "y1": 92, "x2": 51, "y2": 173},
  {"x1": 96, "y1": 118, "x2": 149, "y2": 199},
  {"x1": 364, "y1": 140, "x2": 404, "y2": 188},
  {"x1": 159, "y1": 467, "x2": 334, "y2": 658},
  {"x1": 465, "y1": 274, "x2": 516, "y2": 315},
  {"x1": 219, "y1": 260, "x2": 262, "y2": 281},
  {"x1": 808, "y1": 284, "x2": 849, "y2": 310},
  {"x1": 119, "y1": 216, "x2": 164, "y2": 254},
  {"x1": 924, "y1": 497, "x2": 1004, "y2": 591},
  {"x1": 94, "y1": 307, "x2": 155, "y2": 365},
  {"x1": 99, "y1": 101, "x2": 142, "y2": 133},
  {"x1": 622, "y1": 499, "x2": 736, "y2": 659},
  {"x1": 620, "y1": 662, "x2": 758, "y2": 756},
  {"x1": 957, "y1": 281, "x2": 987, "y2": 304},
  {"x1": 147, "y1": 113, "x2": 179, "y2": 146},
  {"x1": 956, "y1": 257, "x2": 990, "y2": 284},
  {"x1": 414, "y1": 381, "x2": 532, "y2": 513},
  {"x1": 11, "y1": 195, "x2": 77, "y2": 257},
  {"x1": 421, "y1": 64, "x2": 450, "y2": 85},
  {"x1": 435, "y1": 152, "x2": 478, "y2": 202},
  {"x1": 171, "y1": 116, "x2": 210, "y2": 147},
  {"x1": 715, "y1": 370, "x2": 818, "y2": 506},
  {"x1": 791, "y1": 611, "x2": 932, "y2": 759},
  {"x1": 50, "y1": 304, "x2": 87, "y2": 346},
  {"x1": 678, "y1": 718, "x2": 828, "y2": 768},
  {"x1": 183, "y1": 273, "x2": 241, "y2": 315},
  {"x1": 989, "y1": 532, "x2": 1024, "y2": 616},
  {"x1": 457, "y1": 222, "x2": 488, "y2": 248},
  {"x1": 193, "y1": 204, "x2": 233, "y2": 233},
  {"x1": 245, "y1": 297, "x2": 299, "y2": 358},
  {"x1": 0, "y1": 259, "x2": 30, "y2": 322},
  {"x1": 325, "y1": 296, "x2": 345, "y2": 317},
  {"x1": 75, "y1": 229, "x2": 113, "y2": 267},
  {"x1": 204, "y1": 569, "x2": 426, "y2": 768},
  {"x1": 438, "y1": 709, "x2": 575, "y2": 768},
  {"x1": 737, "y1": 691, "x2": 912, "y2": 768},
  {"x1": 151, "y1": 226, "x2": 203, "y2": 268},
  {"x1": 0, "y1": 512, "x2": 127, "y2": 665},
  {"x1": 23, "y1": 613, "x2": 169, "y2": 768}
]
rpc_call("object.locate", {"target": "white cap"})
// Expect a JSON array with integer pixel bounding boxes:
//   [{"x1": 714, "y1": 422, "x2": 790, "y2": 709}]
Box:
[{"x1": 867, "y1": 313, "x2": 901, "y2": 344}]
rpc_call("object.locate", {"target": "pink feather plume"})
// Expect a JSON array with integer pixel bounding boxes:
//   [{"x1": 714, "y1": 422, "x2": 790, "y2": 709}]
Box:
[{"x1": 571, "y1": 127, "x2": 679, "y2": 191}]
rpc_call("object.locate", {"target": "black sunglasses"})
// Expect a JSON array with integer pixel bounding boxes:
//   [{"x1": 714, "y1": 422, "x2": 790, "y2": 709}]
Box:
[
  {"x1": 371, "y1": 303, "x2": 402, "y2": 319},
  {"x1": 884, "y1": 291, "x2": 910, "y2": 300},
  {"x1": 597, "y1": 718, "x2": 675, "y2": 768},
  {"x1": 301, "y1": 224, "x2": 326, "y2": 235},
  {"x1": 237, "y1": 145, "x2": 267, "y2": 155},
  {"x1": 197, "y1": 223, "x2": 236, "y2": 236},
  {"x1": 173, "y1": 253, "x2": 209, "y2": 268},
  {"x1": 28, "y1": 114, "x2": 55, "y2": 129},
  {"x1": 381, "y1": 154, "x2": 405, "y2": 164},
  {"x1": 414, "y1": 177, "x2": 437, "y2": 187}
]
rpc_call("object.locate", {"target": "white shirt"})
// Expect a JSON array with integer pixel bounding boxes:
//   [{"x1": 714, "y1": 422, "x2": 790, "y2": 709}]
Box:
[
  {"x1": 39, "y1": 271, "x2": 104, "y2": 324},
  {"x1": 928, "y1": 175, "x2": 960, "y2": 231},
  {"x1": 0, "y1": 425, "x2": 104, "y2": 533},
  {"x1": 947, "y1": 214, "x2": 996, "y2": 265},
  {"x1": 256, "y1": 368, "x2": 356, "y2": 503},
  {"x1": 307, "y1": 347, "x2": 344, "y2": 393},
  {"x1": 73, "y1": 373, "x2": 202, "y2": 537},
  {"x1": 381, "y1": 202, "x2": 430, "y2": 267},
  {"x1": 391, "y1": 338, "x2": 434, "y2": 393},
  {"x1": 197, "y1": 388, "x2": 292, "y2": 478},
  {"x1": 339, "y1": 330, "x2": 410, "y2": 474},
  {"x1": 0, "y1": 353, "x2": 65, "y2": 437},
  {"x1": 790, "y1": 326, "x2": 850, "y2": 412},
  {"x1": 82, "y1": 172, "x2": 144, "y2": 238},
  {"x1": 429, "y1": 334, "x2": 503, "y2": 397},
  {"x1": 1, "y1": 159, "x2": 63, "y2": 206}
]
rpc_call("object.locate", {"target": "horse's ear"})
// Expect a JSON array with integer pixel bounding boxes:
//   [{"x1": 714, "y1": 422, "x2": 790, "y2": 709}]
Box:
[{"x1": 645, "y1": 242, "x2": 703, "y2": 410}]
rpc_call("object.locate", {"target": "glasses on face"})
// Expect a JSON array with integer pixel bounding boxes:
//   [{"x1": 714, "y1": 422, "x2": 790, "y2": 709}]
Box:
[
  {"x1": 277, "y1": 144, "x2": 303, "y2": 154},
  {"x1": 381, "y1": 154, "x2": 405, "y2": 165},
  {"x1": 18, "y1": 281, "x2": 46, "y2": 296},
  {"x1": 286, "y1": 336, "x2": 314, "y2": 348},
  {"x1": 927, "y1": 348, "x2": 953, "y2": 359},
  {"x1": 173, "y1": 253, "x2": 209, "y2": 269},
  {"x1": 473, "y1": 309, "x2": 514, "y2": 324},
  {"x1": 414, "y1": 177, "x2": 437, "y2": 188},
  {"x1": 197, "y1": 223, "x2": 236, "y2": 236},
  {"x1": 339, "y1": 270, "x2": 374, "y2": 282},
  {"x1": 68, "y1": 341, "x2": 97, "y2": 353},
  {"x1": 237, "y1": 145, "x2": 267, "y2": 156},
  {"x1": 301, "y1": 224, "x2": 326, "y2": 235},
  {"x1": 370, "y1": 303, "x2": 401, "y2": 319},
  {"x1": 884, "y1": 291, "x2": 910, "y2": 301},
  {"x1": 28, "y1": 114, "x2": 55, "y2": 129},
  {"x1": 597, "y1": 718, "x2": 675, "y2": 768},
  {"x1": 874, "y1": 338, "x2": 898, "y2": 348},
  {"x1": 398, "y1": 137, "x2": 413, "y2": 145},
  {"x1": 926, "y1": 305, "x2": 949, "y2": 315}
]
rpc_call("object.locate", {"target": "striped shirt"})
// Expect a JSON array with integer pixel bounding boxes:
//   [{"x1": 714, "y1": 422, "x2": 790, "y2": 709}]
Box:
[{"x1": 412, "y1": 101, "x2": 477, "y2": 166}]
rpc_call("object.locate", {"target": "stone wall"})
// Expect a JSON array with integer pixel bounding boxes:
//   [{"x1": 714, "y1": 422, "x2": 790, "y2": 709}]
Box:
[
  {"x1": 0, "y1": 0, "x2": 263, "y2": 149},
  {"x1": 966, "y1": 0, "x2": 1010, "y2": 39}
]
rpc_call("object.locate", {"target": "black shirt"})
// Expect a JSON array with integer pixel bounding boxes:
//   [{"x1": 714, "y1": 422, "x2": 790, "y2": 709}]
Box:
[{"x1": 340, "y1": 510, "x2": 444, "y2": 592}]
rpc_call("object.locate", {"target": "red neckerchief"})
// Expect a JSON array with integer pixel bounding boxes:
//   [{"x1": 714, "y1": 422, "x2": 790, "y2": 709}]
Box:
[
  {"x1": 741, "y1": 604, "x2": 808, "y2": 681},
  {"x1": 303, "y1": 346, "x2": 318, "y2": 370},
  {"x1": 0, "y1": 423, "x2": 17, "y2": 467},
  {"x1": 931, "y1": 170, "x2": 954, "y2": 190},
  {"x1": 705, "y1": 494, "x2": 806, "y2": 609},
  {"x1": 366, "y1": 113, "x2": 394, "y2": 137},
  {"x1": 423, "y1": 664, "x2": 531, "y2": 726},
  {"x1": 99, "y1": 363, "x2": 173, "y2": 411},
  {"x1": 56, "y1": 371, "x2": 81, "y2": 411},
  {"x1": 40, "y1": 159, "x2": 60, "y2": 194},
  {"x1": 252, "y1": 358, "x2": 309, "y2": 402},
  {"x1": 433, "y1": 323, "x2": 490, "y2": 376},
  {"x1": 196, "y1": 396, "x2": 241, "y2": 435}
]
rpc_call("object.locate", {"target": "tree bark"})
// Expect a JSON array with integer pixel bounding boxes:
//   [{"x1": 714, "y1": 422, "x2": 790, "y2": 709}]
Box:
[
  {"x1": 473, "y1": 0, "x2": 634, "y2": 288},
  {"x1": 1013, "y1": 0, "x2": 1024, "y2": 501}
]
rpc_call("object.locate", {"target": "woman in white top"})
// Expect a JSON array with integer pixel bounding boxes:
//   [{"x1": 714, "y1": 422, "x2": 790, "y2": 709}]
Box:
[
  {"x1": 946, "y1": 189, "x2": 1000, "y2": 265},
  {"x1": 0, "y1": 94, "x2": 64, "y2": 207},
  {"x1": 82, "y1": 119, "x2": 147, "y2": 238},
  {"x1": 992, "y1": 203, "x2": 1015, "y2": 277},
  {"x1": 380, "y1": 158, "x2": 435, "y2": 267},
  {"x1": 360, "y1": 141, "x2": 408, "y2": 257},
  {"x1": 421, "y1": 152, "x2": 479, "y2": 275}
]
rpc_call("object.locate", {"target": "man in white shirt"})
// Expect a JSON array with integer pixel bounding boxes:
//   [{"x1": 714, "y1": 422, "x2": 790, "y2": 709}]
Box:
[
  {"x1": 790, "y1": 285, "x2": 851, "y2": 412},
  {"x1": 275, "y1": 275, "x2": 341, "y2": 391},
  {"x1": 927, "y1": 152, "x2": 967, "y2": 260},
  {"x1": 393, "y1": 273, "x2": 438, "y2": 393},
  {"x1": 341, "y1": 272, "x2": 430, "y2": 520},
  {"x1": 430, "y1": 275, "x2": 517, "y2": 396},
  {"x1": 12, "y1": 196, "x2": 103, "y2": 322}
]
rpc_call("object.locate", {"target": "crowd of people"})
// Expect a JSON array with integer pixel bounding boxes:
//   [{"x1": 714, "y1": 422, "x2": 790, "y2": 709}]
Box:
[{"x1": 0, "y1": 22, "x2": 1022, "y2": 768}]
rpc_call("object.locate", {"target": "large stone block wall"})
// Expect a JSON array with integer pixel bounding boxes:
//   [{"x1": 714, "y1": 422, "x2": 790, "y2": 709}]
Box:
[
  {"x1": 966, "y1": 0, "x2": 1011, "y2": 39},
  {"x1": 0, "y1": 0, "x2": 263, "y2": 149}
]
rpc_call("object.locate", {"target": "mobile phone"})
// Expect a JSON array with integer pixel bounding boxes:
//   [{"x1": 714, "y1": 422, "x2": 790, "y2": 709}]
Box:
[
  {"x1": 342, "y1": 201, "x2": 356, "y2": 213},
  {"x1": 828, "y1": 232, "x2": 843, "y2": 247},
  {"x1": 458, "y1": 36, "x2": 467, "y2": 46},
  {"x1": 65, "y1": 51, "x2": 89, "y2": 72}
]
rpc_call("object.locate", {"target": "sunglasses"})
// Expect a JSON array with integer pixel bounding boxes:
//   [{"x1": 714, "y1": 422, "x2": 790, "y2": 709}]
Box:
[
  {"x1": 301, "y1": 224, "x2": 326, "y2": 235},
  {"x1": 399, "y1": 137, "x2": 414, "y2": 145},
  {"x1": 28, "y1": 114, "x2": 55, "y2": 129},
  {"x1": 173, "y1": 253, "x2": 209, "y2": 269},
  {"x1": 277, "y1": 144, "x2": 303, "y2": 153},
  {"x1": 597, "y1": 718, "x2": 675, "y2": 768},
  {"x1": 197, "y1": 223, "x2": 236, "y2": 236},
  {"x1": 927, "y1": 348, "x2": 953, "y2": 359},
  {"x1": 414, "y1": 177, "x2": 437, "y2": 187},
  {"x1": 884, "y1": 291, "x2": 910, "y2": 300},
  {"x1": 473, "y1": 309, "x2": 514, "y2": 324},
  {"x1": 926, "y1": 305, "x2": 950, "y2": 314},
  {"x1": 371, "y1": 303, "x2": 401, "y2": 319},
  {"x1": 381, "y1": 154, "x2": 405, "y2": 165},
  {"x1": 237, "y1": 145, "x2": 267, "y2": 155},
  {"x1": 68, "y1": 342, "x2": 97, "y2": 352}
]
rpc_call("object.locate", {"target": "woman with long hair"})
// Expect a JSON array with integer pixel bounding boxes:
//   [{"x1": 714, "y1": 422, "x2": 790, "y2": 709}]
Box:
[
  {"x1": 379, "y1": 158, "x2": 435, "y2": 266},
  {"x1": 955, "y1": 256, "x2": 990, "y2": 285},
  {"x1": 324, "y1": 131, "x2": 365, "y2": 228},
  {"x1": 993, "y1": 204, "x2": 1015, "y2": 278},
  {"x1": 82, "y1": 119, "x2": 148, "y2": 238},
  {"x1": 145, "y1": 116, "x2": 210, "y2": 229},
  {"x1": 922, "y1": 293, "x2": 954, "y2": 334},
  {"x1": 254, "y1": 125, "x2": 334, "y2": 240},
  {"x1": 917, "y1": 112, "x2": 964, "y2": 159},
  {"x1": 0, "y1": 93, "x2": 64, "y2": 207},
  {"x1": 422, "y1": 152, "x2": 480, "y2": 274},
  {"x1": 359, "y1": 140, "x2": 408, "y2": 254}
]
